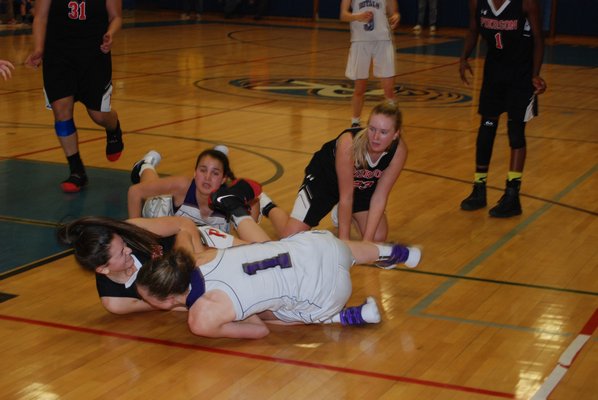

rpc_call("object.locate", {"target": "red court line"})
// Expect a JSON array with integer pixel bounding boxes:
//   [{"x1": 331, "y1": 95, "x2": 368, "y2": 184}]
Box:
[
  {"x1": 580, "y1": 307, "x2": 598, "y2": 335},
  {"x1": 0, "y1": 314, "x2": 514, "y2": 398},
  {"x1": 10, "y1": 100, "x2": 277, "y2": 159},
  {"x1": 130, "y1": 99, "x2": 276, "y2": 133},
  {"x1": 13, "y1": 136, "x2": 106, "y2": 158},
  {"x1": 531, "y1": 308, "x2": 598, "y2": 399}
]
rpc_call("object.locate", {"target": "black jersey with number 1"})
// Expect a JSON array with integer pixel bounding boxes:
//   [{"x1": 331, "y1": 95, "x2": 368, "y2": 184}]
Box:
[{"x1": 477, "y1": 0, "x2": 533, "y2": 69}]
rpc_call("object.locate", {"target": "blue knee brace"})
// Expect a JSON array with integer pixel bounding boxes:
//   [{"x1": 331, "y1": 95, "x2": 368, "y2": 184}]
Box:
[{"x1": 55, "y1": 119, "x2": 76, "y2": 137}]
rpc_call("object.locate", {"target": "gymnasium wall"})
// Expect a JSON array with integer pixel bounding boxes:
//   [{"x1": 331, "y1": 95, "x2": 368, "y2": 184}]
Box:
[{"x1": 154, "y1": 0, "x2": 597, "y2": 36}]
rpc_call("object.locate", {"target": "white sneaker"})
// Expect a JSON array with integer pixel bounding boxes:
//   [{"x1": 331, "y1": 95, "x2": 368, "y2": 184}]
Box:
[
  {"x1": 131, "y1": 150, "x2": 161, "y2": 184},
  {"x1": 143, "y1": 150, "x2": 161, "y2": 167},
  {"x1": 430, "y1": 25, "x2": 437, "y2": 33},
  {"x1": 405, "y1": 246, "x2": 421, "y2": 268},
  {"x1": 413, "y1": 24, "x2": 422, "y2": 33},
  {"x1": 361, "y1": 297, "x2": 381, "y2": 324},
  {"x1": 214, "y1": 145, "x2": 229, "y2": 156}
]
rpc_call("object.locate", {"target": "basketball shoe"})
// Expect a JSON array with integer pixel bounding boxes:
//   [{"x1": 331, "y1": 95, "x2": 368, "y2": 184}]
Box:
[
  {"x1": 130, "y1": 150, "x2": 161, "y2": 184},
  {"x1": 106, "y1": 121, "x2": 124, "y2": 162},
  {"x1": 376, "y1": 244, "x2": 421, "y2": 269}
]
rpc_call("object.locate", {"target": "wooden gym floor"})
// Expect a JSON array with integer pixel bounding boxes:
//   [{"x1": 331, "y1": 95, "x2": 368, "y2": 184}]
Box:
[{"x1": 0, "y1": 9, "x2": 596, "y2": 400}]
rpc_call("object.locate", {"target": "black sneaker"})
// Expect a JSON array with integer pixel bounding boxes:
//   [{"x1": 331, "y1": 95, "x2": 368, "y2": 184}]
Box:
[
  {"x1": 351, "y1": 122, "x2": 361, "y2": 128},
  {"x1": 460, "y1": 182, "x2": 487, "y2": 211},
  {"x1": 489, "y1": 180, "x2": 522, "y2": 218},
  {"x1": 106, "y1": 121, "x2": 124, "y2": 162},
  {"x1": 60, "y1": 173, "x2": 88, "y2": 193}
]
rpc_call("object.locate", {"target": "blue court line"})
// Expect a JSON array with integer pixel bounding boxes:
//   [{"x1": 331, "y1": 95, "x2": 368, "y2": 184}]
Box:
[{"x1": 409, "y1": 162, "x2": 598, "y2": 336}]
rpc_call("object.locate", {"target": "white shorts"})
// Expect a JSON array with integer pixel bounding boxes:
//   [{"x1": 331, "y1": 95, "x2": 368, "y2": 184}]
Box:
[
  {"x1": 142, "y1": 196, "x2": 174, "y2": 218},
  {"x1": 345, "y1": 40, "x2": 396, "y2": 80}
]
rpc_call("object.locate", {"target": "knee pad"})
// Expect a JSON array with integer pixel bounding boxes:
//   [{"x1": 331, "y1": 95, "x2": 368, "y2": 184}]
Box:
[
  {"x1": 55, "y1": 119, "x2": 76, "y2": 137},
  {"x1": 476, "y1": 118, "x2": 498, "y2": 166},
  {"x1": 507, "y1": 120, "x2": 526, "y2": 149}
]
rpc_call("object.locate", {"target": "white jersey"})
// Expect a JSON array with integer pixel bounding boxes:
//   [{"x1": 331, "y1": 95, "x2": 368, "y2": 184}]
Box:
[
  {"x1": 142, "y1": 195, "x2": 230, "y2": 233},
  {"x1": 198, "y1": 231, "x2": 355, "y2": 323},
  {"x1": 350, "y1": 0, "x2": 392, "y2": 42}
]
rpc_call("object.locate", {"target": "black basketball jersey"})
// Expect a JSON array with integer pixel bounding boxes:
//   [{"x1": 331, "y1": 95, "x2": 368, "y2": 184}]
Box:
[
  {"x1": 46, "y1": 0, "x2": 109, "y2": 51},
  {"x1": 95, "y1": 236, "x2": 176, "y2": 299},
  {"x1": 306, "y1": 127, "x2": 398, "y2": 203},
  {"x1": 477, "y1": 0, "x2": 533, "y2": 67}
]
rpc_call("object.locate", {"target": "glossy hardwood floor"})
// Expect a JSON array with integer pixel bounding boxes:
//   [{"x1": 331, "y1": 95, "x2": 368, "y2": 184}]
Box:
[{"x1": 0, "y1": 9, "x2": 596, "y2": 400}]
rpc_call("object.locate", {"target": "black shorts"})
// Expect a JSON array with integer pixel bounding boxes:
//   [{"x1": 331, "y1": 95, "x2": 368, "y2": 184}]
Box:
[
  {"x1": 43, "y1": 47, "x2": 113, "y2": 111},
  {"x1": 290, "y1": 173, "x2": 372, "y2": 227},
  {"x1": 478, "y1": 63, "x2": 537, "y2": 122}
]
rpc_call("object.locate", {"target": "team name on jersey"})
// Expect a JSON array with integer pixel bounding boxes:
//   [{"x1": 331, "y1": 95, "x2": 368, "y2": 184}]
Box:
[
  {"x1": 354, "y1": 167, "x2": 383, "y2": 190},
  {"x1": 358, "y1": 0, "x2": 380, "y2": 10},
  {"x1": 354, "y1": 168, "x2": 383, "y2": 180},
  {"x1": 480, "y1": 16, "x2": 518, "y2": 31}
]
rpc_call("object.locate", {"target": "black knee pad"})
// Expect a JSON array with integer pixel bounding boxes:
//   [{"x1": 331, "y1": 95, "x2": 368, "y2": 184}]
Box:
[
  {"x1": 476, "y1": 118, "x2": 498, "y2": 166},
  {"x1": 507, "y1": 120, "x2": 526, "y2": 149}
]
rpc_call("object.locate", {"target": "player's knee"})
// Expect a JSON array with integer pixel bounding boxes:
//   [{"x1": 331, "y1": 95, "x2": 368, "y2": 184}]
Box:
[
  {"x1": 479, "y1": 117, "x2": 498, "y2": 137},
  {"x1": 507, "y1": 120, "x2": 526, "y2": 149},
  {"x1": 476, "y1": 117, "x2": 498, "y2": 151},
  {"x1": 55, "y1": 119, "x2": 76, "y2": 137}
]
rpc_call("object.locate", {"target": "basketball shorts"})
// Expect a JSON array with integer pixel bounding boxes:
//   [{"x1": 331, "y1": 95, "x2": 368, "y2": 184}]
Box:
[
  {"x1": 290, "y1": 174, "x2": 338, "y2": 227},
  {"x1": 273, "y1": 231, "x2": 354, "y2": 324},
  {"x1": 479, "y1": 67, "x2": 537, "y2": 122},
  {"x1": 43, "y1": 47, "x2": 113, "y2": 112},
  {"x1": 345, "y1": 40, "x2": 395, "y2": 80},
  {"x1": 290, "y1": 173, "x2": 372, "y2": 227}
]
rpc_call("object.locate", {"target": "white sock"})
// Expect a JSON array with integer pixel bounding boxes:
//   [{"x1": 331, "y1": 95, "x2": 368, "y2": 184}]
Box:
[
  {"x1": 139, "y1": 164, "x2": 156, "y2": 176},
  {"x1": 232, "y1": 214, "x2": 251, "y2": 229},
  {"x1": 361, "y1": 297, "x2": 381, "y2": 323},
  {"x1": 351, "y1": 117, "x2": 360, "y2": 125},
  {"x1": 375, "y1": 244, "x2": 392, "y2": 258},
  {"x1": 259, "y1": 192, "x2": 273, "y2": 213}
]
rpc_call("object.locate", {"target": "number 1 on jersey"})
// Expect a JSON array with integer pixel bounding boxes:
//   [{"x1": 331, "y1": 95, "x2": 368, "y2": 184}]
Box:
[
  {"x1": 242, "y1": 253, "x2": 292, "y2": 275},
  {"x1": 494, "y1": 32, "x2": 503, "y2": 49}
]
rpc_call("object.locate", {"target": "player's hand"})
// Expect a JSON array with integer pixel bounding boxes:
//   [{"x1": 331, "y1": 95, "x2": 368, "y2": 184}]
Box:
[
  {"x1": 24, "y1": 51, "x2": 43, "y2": 68},
  {"x1": 532, "y1": 76, "x2": 547, "y2": 95},
  {"x1": 459, "y1": 59, "x2": 473, "y2": 85},
  {"x1": 357, "y1": 11, "x2": 373, "y2": 23},
  {"x1": 100, "y1": 32, "x2": 113, "y2": 54},
  {"x1": 389, "y1": 13, "x2": 400, "y2": 29},
  {"x1": 0, "y1": 59, "x2": 15, "y2": 80}
]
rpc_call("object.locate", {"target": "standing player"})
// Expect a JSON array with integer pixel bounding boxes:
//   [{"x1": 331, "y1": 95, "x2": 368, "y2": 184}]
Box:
[
  {"x1": 25, "y1": 0, "x2": 124, "y2": 193},
  {"x1": 459, "y1": 0, "x2": 546, "y2": 217},
  {"x1": 340, "y1": 0, "x2": 400, "y2": 128}
]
